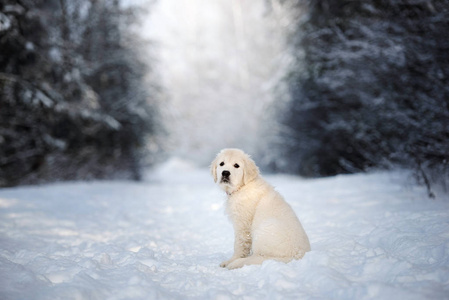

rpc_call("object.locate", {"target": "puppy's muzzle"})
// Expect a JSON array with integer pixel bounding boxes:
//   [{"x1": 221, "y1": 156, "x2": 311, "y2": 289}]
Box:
[{"x1": 221, "y1": 170, "x2": 231, "y2": 183}]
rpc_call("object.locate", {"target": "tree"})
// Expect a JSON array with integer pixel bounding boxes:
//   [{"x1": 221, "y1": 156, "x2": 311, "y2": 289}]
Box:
[
  {"x1": 0, "y1": 0, "x2": 158, "y2": 186},
  {"x1": 280, "y1": 0, "x2": 449, "y2": 193}
]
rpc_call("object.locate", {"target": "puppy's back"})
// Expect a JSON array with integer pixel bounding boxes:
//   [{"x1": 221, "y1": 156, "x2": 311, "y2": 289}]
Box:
[{"x1": 251, "y1": 177, "x2": 311, "y2": 257}]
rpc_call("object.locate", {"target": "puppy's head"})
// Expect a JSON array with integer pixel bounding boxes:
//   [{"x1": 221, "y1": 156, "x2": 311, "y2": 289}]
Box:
[{"x1": 210, "y1": 148, "x2": 259, "y2": 194}]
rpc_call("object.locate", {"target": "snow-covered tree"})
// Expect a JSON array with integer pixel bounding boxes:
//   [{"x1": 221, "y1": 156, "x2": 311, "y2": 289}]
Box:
[
  {"x1": 279, "y1": 0, "x2": 449, "y2": 193},
  {"x1": 0, "y1": 0, "x2": 158, "y2": 186}
]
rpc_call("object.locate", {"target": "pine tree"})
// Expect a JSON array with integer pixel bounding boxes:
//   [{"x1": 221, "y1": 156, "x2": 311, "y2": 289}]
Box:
[
  {"x1": 0, "y1": 0, "x2": 158, "y2": 186},
  {"x1": 281, "y1": 0, "x2": 449, "y2": 191}
]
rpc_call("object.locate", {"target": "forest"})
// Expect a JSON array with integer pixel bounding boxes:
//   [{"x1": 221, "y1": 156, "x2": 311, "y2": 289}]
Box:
[
  {"x1": 1, "y1": 0, "x2": 449, "y2": 195},
  {"x1": 0, "y1": 0, "x2": 158, "y2": 186},
  {"x1": 279, "y1": 0, "x2": 449, "y2": 196}
]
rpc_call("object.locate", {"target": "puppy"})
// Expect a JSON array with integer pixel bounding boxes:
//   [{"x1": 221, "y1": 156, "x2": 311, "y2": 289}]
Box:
[{"x1": 210, "y1": 148, "x2": 311, "y2": 269}]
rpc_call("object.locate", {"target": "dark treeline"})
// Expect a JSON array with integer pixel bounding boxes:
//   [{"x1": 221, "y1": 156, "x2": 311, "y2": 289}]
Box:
[
  {"x1": 0, "y1": 0, "x2": 158, "y2": 187},
  {"x1": 280, "y1": 0, "x2": 449, "y2": 196}
]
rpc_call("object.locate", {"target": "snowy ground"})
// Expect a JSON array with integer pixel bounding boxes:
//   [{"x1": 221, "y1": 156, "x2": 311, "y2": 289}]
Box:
[{"x1": 1, "y1": 159, "x2": 449, "y2": 300}]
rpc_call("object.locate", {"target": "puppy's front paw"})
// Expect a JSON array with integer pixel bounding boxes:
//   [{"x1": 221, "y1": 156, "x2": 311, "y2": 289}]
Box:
[
  {"x1": 219, "y1": 258, "x2": 236, "y2": 268},
  {"x1": 219, "y1": 261, "x2": 228, "y2": 268},
  {"x1": 226, "y1": 259, "x2": 244, "y2": 270},
  {"x1": 220, "y1": 258, "x2": 246, "y2": 269},
  {"x1": 226, "y1": 260, "x2": 244, "y2": 270}
]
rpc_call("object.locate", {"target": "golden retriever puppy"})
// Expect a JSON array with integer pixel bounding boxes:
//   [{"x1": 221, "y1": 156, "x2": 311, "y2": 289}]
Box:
[{"x1": 210, "y1": 148, "x2": 311, "y2": 269}]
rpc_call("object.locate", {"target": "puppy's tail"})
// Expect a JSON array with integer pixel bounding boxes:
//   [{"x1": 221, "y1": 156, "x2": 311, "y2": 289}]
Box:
[
  {"x1": 257, "y1": 248, "x2": 309, "y2": 264},
  {"x1": 229, "y1": 250, "x2": 309, "y2": 269},
  {"x1": 293, "y1": 248, "x2": 309, "y2": 260}
]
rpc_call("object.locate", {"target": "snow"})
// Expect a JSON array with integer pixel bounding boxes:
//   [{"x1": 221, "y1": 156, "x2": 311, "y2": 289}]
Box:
[{"x1": 1, "y1": 159, "x2": 449, "y2": 299}]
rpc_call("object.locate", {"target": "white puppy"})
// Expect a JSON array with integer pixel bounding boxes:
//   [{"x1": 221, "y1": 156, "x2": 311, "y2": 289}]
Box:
[{"x1": 211, "y1": 148, "x2": 311, "y2": 269}]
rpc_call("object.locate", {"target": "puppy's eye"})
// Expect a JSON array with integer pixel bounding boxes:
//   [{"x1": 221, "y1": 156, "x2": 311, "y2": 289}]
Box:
[
  {"x1": 219, "y1": 162, "x2": 224, "y2": 166},
  {"x1": 234, "y1": 163, "x2": 240, "y2": 168}
]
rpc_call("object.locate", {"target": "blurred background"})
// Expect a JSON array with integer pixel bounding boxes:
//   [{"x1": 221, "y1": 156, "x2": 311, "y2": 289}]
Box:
[
  {"x1": 143, "y1": 0, "x2": 291, "y2": 166},
  {"x1": 1, "y1": 0, "x2": 448, "y2": 195}
]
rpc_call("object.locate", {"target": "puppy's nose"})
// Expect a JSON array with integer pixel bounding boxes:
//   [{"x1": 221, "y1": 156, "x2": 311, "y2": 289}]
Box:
[{"x1": 222, "y1": 170, "x2": 230, "y2": 177}]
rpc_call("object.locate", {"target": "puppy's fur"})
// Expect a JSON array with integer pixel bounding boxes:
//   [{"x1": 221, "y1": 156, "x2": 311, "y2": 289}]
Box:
[{"x1": 211, "y1": 148, "x2": 311, "y2": 269}]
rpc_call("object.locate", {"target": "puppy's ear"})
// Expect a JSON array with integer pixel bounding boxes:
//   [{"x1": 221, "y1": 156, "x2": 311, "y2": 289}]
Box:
[
  {"x1": 210, "y1": 156, "x2": 219, "y2": 183},
  {"x1": 243, "y1": 154, "x2": 259, "y2": 185}
]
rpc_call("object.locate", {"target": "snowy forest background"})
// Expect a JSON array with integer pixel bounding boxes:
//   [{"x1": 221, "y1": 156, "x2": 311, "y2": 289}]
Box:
[{"x1": 1, "y1": 0, "x2": 449, "y2": 196}]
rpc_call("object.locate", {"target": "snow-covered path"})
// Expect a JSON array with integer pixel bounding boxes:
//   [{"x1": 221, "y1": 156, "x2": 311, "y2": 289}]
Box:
[{"x1": 1, "y1": 160, "x2": 449, "y2": 299}]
